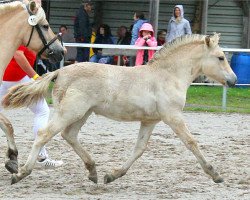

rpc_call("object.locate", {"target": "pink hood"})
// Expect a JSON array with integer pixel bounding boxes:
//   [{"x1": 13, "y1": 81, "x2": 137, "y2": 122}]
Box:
[
  {"x1": 135, "y1": 22, "x2": 157, "y2": 66},
  {"x1": 139, "y1": 23, "x2": 154, "y2": 37}
]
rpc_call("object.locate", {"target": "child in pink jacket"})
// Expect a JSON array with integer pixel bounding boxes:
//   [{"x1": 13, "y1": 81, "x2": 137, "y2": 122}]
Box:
[{"x1": 135, "y1": 23, "x2": 157, "y2": 66}]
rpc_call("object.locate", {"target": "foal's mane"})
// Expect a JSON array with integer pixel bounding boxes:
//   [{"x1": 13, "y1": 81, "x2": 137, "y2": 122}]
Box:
[
  {"x1": 148, "y1": 34, "x2": 206, "y2": 66},
  {"x1": 0, "y1": 1, "x2": 23, "y2": 15}
]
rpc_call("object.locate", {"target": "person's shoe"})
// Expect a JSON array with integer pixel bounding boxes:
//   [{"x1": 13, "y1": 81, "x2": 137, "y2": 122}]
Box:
[{"x1": 36, "y1": 158, "x2": 64, "y2": 169}]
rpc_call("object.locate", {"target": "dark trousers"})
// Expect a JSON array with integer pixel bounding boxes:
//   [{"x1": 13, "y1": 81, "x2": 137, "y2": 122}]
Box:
[
  {"x1": 129, "y1": 56, "x2": 136, "y2": 67},
  {"x1": 76, "y1": 47, "x2": 90, "y2": 62}
]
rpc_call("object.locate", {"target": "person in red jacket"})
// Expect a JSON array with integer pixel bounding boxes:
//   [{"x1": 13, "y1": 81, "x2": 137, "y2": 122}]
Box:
[{"x1": 0, "y1": 46, "x2": 63, "y2": 169}]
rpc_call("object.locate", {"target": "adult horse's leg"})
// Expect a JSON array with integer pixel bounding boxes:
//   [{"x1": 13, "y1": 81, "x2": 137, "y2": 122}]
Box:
[
  {"x1": 0, "y1": 114, "x2": 18, "y2": 174},
  {"x1": 104, "y1": 121, "x2": 158, "y2": 184},
  {"x1": 162, "y1": 112, "x2": 223, "y2": 183},
  {"x1": 61, "y1": 111, "x2": 98, "y2": 183}
]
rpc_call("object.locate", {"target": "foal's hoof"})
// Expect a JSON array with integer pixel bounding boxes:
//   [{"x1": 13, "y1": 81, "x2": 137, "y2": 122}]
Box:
[
  {"x1": 213, "y1": 176, "x2": 224, "y2": 183},
  {"x1": 88, "y1": 175, "x2": 98, "y2": 184},
  {"x1": 104, "y1": 174, "x2": 115, "y2": 184},
  {"x1": 5, "y1": 160, "x2": 18, "y2": 174},
  {"x1": 11, "y1": 174, "x2": 19, "y2": 185}
]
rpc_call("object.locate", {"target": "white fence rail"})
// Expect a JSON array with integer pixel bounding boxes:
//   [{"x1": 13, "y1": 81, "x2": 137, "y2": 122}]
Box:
[{"x1": 62, "y1": 43, "x2": 250, "y2": 111}]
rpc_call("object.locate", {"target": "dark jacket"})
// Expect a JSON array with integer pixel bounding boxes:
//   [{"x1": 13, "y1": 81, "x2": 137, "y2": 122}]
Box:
[
  {"x1": 93, "y1": 34, "x2": 114, "y2": 54},
  {"x1": 74, "y1": 5, "x2": 91, "y2": 42},
  {"x1": 117, "y1": 32, "x2": 131, "y2": 45}
]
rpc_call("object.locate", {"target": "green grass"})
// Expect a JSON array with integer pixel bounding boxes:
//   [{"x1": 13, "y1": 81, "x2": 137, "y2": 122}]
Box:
[
  {"x1": 46, "y1": 82, "x2": 54, "y2": 105},
  {"x1": 186, "y1": 86, "x2": 250, "y2": 113},
  {"x1": 46, "y1": 83, "x2": 250, "y2": 114}
]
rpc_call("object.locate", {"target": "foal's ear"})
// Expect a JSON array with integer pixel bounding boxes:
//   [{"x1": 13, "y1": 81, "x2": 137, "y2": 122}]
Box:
[{"x1": 205, "y1": 36, "x2": 210, "y2": 47}]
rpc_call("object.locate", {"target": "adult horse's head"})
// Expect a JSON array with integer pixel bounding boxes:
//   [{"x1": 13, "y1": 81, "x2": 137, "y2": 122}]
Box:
[
  {"x1": 201, "y1": 33, "x2": 237, "y2": 87},
  {"x1": 21, "y1": 0, "x2": 64, "y2": 63}
]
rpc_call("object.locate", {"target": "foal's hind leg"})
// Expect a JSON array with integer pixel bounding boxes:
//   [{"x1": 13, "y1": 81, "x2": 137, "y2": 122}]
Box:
[
  {"x1": 10, "y1": 106, "x2": 81, "y2": 184},
  {"x1": 0, "y1": 114, "x2": 18, "y2": 173},
  {"x1": 61, "y1": 111, "x2": 97, "y2": 183},
  {"x1": 11, "y1": 117, "x2": 64, "y2": 184},
  {"x1": 104, "y1": 121, "x2": 157, "y2": 184},
  {"x1": 11, "y1": 96, "x2": 92, "y2": 184},
  {"x1": 163, "y1": 113, "x2": 223, "y2": 183}
]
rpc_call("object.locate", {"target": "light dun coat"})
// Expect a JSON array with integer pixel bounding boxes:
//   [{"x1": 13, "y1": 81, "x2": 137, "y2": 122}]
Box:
[
  {"x1": 3, "y1": 34, "x2": 237, "y2": 185},
  {"x1": 0, "y1": 0, "x2": 63, "y2": 174}
]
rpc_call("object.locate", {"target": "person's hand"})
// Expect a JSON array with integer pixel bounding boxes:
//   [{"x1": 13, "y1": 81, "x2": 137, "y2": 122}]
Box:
[
  {"x1": 36, "y1": 76, "x2": 42, "y2": 80},
  {"x1": 143, "y1": 34, "x2": 151, "y2": 40}
]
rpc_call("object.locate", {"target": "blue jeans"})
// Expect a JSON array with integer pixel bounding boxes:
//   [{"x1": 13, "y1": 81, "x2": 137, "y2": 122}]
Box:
[{"x1": 89, "y1": 54, "x2": 113, "y2": 64}]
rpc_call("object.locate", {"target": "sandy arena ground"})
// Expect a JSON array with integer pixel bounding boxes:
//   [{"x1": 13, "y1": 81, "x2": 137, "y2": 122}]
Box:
[{"x1": 0, "y1": 108, "x2": 249, "y2": 200}]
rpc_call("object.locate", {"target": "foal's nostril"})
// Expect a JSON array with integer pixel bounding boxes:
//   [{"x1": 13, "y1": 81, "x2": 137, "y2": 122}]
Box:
[
  {"x1": 226, "y1": 76, "x2": 237, "y2": 87},
  {"x1": 226, "y1": 80, "x2": 234, "y2": 87},
  {"x1": 234, "y1": 76, "x2": 237, "y2": 85}
]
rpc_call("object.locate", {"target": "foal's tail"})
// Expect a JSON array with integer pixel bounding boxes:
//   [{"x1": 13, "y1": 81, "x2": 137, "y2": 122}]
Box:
[{"x1": 2, "y1": 70, "x2": 59, "y2": 109}]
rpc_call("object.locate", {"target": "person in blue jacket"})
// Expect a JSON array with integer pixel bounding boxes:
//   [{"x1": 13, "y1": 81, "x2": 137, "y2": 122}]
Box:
[
  {"x1": 166, "y1": 5, "x2": 192, "y2": 43},
  {"x1": 129, "y1": 11, "x2": 148, "y2": 66},
  {"x1": 130, "y1": 11, "x2": 148, "y2": 45}
]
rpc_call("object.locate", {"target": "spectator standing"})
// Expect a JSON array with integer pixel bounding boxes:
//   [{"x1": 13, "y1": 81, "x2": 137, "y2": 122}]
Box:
[
  {"x1": 74, "y1": 0, "x2": 93, "y2": 62},
  {"x1": 89, "y1": 24, "x2": 115, "y2": 64},
  {"x1": 157, "y1": 29, "x2": 167, "y2": 46},
  {"x1": 0, "y1": 46, "x2": 63, "y2": 169},
  {"x1": 130, "y1": 11, "x2": 148, "y2": 45},
  {"x1": 130, "y1": 11, "x2": 148, "y2": 66},
  {"x1": 166, "y1": 5, "x2": 192, "y2": 43},
  {"x1": 135, "y1": 23, "x2": 157, "y2": 66}
]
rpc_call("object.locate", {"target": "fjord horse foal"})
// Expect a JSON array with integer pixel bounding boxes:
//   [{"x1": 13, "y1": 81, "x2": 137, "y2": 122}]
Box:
[{"x1": 3, "y1": 34, "x2": 236, "y2": 184}]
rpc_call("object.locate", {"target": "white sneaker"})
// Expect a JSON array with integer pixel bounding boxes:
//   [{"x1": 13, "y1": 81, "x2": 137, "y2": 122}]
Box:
[{"x1": 36, "y1": 158, "x2": 64, "y2": 169}]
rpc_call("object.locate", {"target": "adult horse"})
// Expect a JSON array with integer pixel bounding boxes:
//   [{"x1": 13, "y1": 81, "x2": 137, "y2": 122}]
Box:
[
  {"x1": 0, "y1": 0, "x2": 64, "y2": 174},
  {"x1": 3, "y1": 33, "x2": 237, "y2": 185}
]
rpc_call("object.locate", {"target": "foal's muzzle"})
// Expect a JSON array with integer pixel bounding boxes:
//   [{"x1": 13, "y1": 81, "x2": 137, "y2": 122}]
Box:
[{"x1": 226, "y1": 73, "x2": 237, "y2": 87}]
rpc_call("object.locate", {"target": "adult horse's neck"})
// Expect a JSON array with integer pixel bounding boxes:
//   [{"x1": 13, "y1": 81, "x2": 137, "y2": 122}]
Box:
[{"x1": 0, "y1": 3, "x2": 30, "y2": 83}]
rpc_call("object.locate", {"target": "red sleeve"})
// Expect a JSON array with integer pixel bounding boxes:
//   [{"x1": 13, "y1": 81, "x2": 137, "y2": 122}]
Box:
[
  {"x1": 17, "y1": 45, "x2": 26, "y2": 52},
  {"x1": 3, "y1": 46, "x2": 36, "y2": 81}
]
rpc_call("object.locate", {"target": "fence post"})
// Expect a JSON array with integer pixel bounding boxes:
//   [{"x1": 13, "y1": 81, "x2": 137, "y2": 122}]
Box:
[
  {"x1": 222, "y1": 86, "x2": 227, "y2": 111},
  {"x1": 221, "y1": 47, "x2": 230, "y2": 111},
  {"x1": 60, "y1": 59, "x2": 64, "y2": 68}
]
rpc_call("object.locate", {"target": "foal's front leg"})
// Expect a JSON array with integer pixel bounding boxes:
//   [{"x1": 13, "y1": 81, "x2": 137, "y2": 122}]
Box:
[
  {"x1": 104, "y1": 121, "x2": 157, "y2": 184},
  {"x1": 163, "y1": 113, "x2": 223, "y2": 183}
]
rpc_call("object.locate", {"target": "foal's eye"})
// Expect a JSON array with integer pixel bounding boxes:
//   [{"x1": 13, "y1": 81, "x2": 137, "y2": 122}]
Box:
[
  {"x1": 218, "y1": 56, "x2": 224, "y2": 61},
  {"x1": 43, "y1": 25, "x2": 49, "y2": 30}
]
